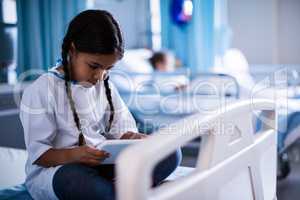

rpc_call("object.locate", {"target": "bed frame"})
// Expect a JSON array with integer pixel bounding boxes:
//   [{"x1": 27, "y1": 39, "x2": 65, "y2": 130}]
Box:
[{"x1": 116, "y1": 99, "x2": 277, "y2": 200}]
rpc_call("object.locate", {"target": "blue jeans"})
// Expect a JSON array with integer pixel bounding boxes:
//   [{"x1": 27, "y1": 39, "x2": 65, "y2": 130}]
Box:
[{"x1": 52, "y1": 149, "x2": 182, "y2": 200}]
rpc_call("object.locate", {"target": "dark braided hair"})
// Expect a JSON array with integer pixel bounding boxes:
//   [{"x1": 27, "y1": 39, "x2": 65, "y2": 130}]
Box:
[{"x1": 61, "y1": 10, "x2": 124, "y2": 145}]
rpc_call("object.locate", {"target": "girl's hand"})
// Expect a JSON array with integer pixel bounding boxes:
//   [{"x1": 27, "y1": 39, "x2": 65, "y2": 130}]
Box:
[
  {"x1": 120, "y1": 132, "x2": 148, "y2": 140},
  {"x1": 72, "y1": 145, "x2": 110, "y2": 166}
]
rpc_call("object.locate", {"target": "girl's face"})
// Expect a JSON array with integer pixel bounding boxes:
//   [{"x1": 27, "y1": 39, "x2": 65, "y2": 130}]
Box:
[{"x1": 69, "y1": 45, "x2": 119, "y2": 85}]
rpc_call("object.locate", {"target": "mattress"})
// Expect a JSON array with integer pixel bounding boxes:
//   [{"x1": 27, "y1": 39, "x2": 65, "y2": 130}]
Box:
[{"x1": 0, "y1": 146, "x2": 193, "y2": 199}]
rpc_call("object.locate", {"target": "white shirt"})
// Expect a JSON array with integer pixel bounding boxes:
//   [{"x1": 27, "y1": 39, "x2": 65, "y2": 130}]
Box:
[{"x1": 19, "y1": 67, "x2": 138, "y2": 200}]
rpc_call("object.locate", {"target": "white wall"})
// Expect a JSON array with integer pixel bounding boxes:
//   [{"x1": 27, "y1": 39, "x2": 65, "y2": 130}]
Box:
[
  {"x1": 93, "y1": 0, "x2": 151, "y2": 49},
  {"x1": 228, "y1": 0, "x2": 300, "y2": 65},
  {"x1": 278, "y1": 0, "x2": 300, "y2": 64}
]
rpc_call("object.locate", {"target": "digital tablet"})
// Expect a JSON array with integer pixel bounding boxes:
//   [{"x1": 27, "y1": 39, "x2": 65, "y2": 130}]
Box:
[{"x1": 96, "y1": 140, "x2": 140, "y2": 164}]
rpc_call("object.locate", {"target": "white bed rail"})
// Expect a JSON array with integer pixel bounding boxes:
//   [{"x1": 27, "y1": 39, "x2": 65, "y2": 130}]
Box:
[{"x1": 116, "y1": 99, "x2": 277, "y2": 200}]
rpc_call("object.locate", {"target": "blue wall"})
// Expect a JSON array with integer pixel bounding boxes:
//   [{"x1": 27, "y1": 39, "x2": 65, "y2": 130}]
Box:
[
  {"x1": 92, "y1": 0, "x2": 151, "y2": 49},
  {"x1": 160, "y1": 0, "x2": 215, "y2": 73}
]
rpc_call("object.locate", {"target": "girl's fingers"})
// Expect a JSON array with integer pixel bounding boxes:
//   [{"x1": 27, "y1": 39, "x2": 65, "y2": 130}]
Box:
[
  {"x1": 81, "y1": 156, "x2": 106, "y2": 166},
  {"x1": 85, "y1": 158, "x2": 103, "y2": 166},
  {"x1": 87, "y1": 153, "x2": 109, "y2": 161},
  {"x1": 86, "y1": 146, "x2": 110, "y2": 158},
  {"x1": 128, "y1": 133, "x2": 136, "y2": 139},
  {"x1": 131, "y1": 133, "x2": 147, "y2": 139},
  {"x1": 121, "y1": 132, "x2": 137, "y2": 139},
  {"x1": 121, "y1": 132, "x2": 148, "y2": 139}
]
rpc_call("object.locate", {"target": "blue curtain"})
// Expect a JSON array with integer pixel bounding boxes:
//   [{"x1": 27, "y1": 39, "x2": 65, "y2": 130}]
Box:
[
  {"x1": 16, "y1": 0, "x2": 85, "y2": 74},
  {"x1": 160, "y1": 0, "x2": 215, "y2": 73},
  {"x1": 214, "y1": 0, "x2": 231, "y2": 61}
]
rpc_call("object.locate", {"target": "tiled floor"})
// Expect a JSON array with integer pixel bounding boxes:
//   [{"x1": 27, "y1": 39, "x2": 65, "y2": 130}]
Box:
[{"x1": 277, "y1": 161, "x2": 300, "y2": 200}]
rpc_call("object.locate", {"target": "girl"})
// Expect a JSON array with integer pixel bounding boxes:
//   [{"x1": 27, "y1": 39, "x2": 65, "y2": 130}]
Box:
[{"x1": 20, "y1": 10, "x2": 181, "y2": 200}]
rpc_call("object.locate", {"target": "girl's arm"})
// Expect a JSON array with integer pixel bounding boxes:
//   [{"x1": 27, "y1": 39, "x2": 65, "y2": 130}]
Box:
[
  {"x1": 120, "y1": 132, "x2": 148, "y2": 139},
  {"x1": 20, "y1": 81, "x2": 110, "y2": 168},
  {"x1": 34, "y1": 145, "x2": 110, "y2": 168}
]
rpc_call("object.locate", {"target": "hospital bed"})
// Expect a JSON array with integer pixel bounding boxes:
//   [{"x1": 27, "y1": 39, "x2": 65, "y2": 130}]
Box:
[
  {"x1": 116, "y1": 99, "x2": 277, "y2": 200},
  {"x1": 113, "y1": 69, "x2": 300, "y2": 180},
  {"x1": 112, "y1": 71, "x2": 240, "y2": 97},
  {"x1": 250, "y1": 66, "x2": 300, "y2": 179},
  {"x1": 111, "y1": 72, "x2": 240, "y2": 134},
  {"x1": 215, "y1": 49, "x2": 300, "y2": 180},
  {"x1": 0, "y1": 100, "x2": 277, "y2": 200},
  {"x1": 250, "y1": 64, "x2": 300, "y2": 85},
  {"x1": 112, "y1": 72, "x2": 239, "y2": 158}
]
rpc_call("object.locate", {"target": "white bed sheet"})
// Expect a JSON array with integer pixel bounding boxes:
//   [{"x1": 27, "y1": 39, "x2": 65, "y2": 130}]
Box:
[{"x1": 0, "y1": 147, "x2": 27, "y2": 189}]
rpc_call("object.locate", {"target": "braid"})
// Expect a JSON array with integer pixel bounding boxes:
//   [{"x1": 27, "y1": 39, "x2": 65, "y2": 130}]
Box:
[
  {"x1": 104, "y1": 77, "x2": 114, "y2": 132},
  {"x1": 100, "y1": 11, "x2": 123, "y2": 133},
  {"x1": 60, "y1": 10, "x2": 124, "y2": 142},
  {"x1": 62, "y1": 36, "x2": 86, "y2": 146}
]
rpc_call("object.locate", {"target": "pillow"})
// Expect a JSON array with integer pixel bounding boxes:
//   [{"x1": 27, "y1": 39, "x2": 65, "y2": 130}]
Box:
[
  {"x1": 114, "y1": 48, "x2": 154, "y2": 73},
  {"x1": 0, "y1": 147, "x2": 27, "y2": 189}
]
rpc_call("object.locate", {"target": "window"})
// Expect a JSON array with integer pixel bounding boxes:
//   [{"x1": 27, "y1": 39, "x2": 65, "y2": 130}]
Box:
[
  {"x1": 0, "y1": 0, "x2": 17, "y2": 84},
  {"x1": 150, "y1": 0, "x2": 161, "y2": 51}
]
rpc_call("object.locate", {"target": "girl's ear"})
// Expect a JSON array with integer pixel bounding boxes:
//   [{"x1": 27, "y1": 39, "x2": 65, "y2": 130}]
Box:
[{"x1": 69, "y1": 42, "x2": 77, "y2": 57}]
